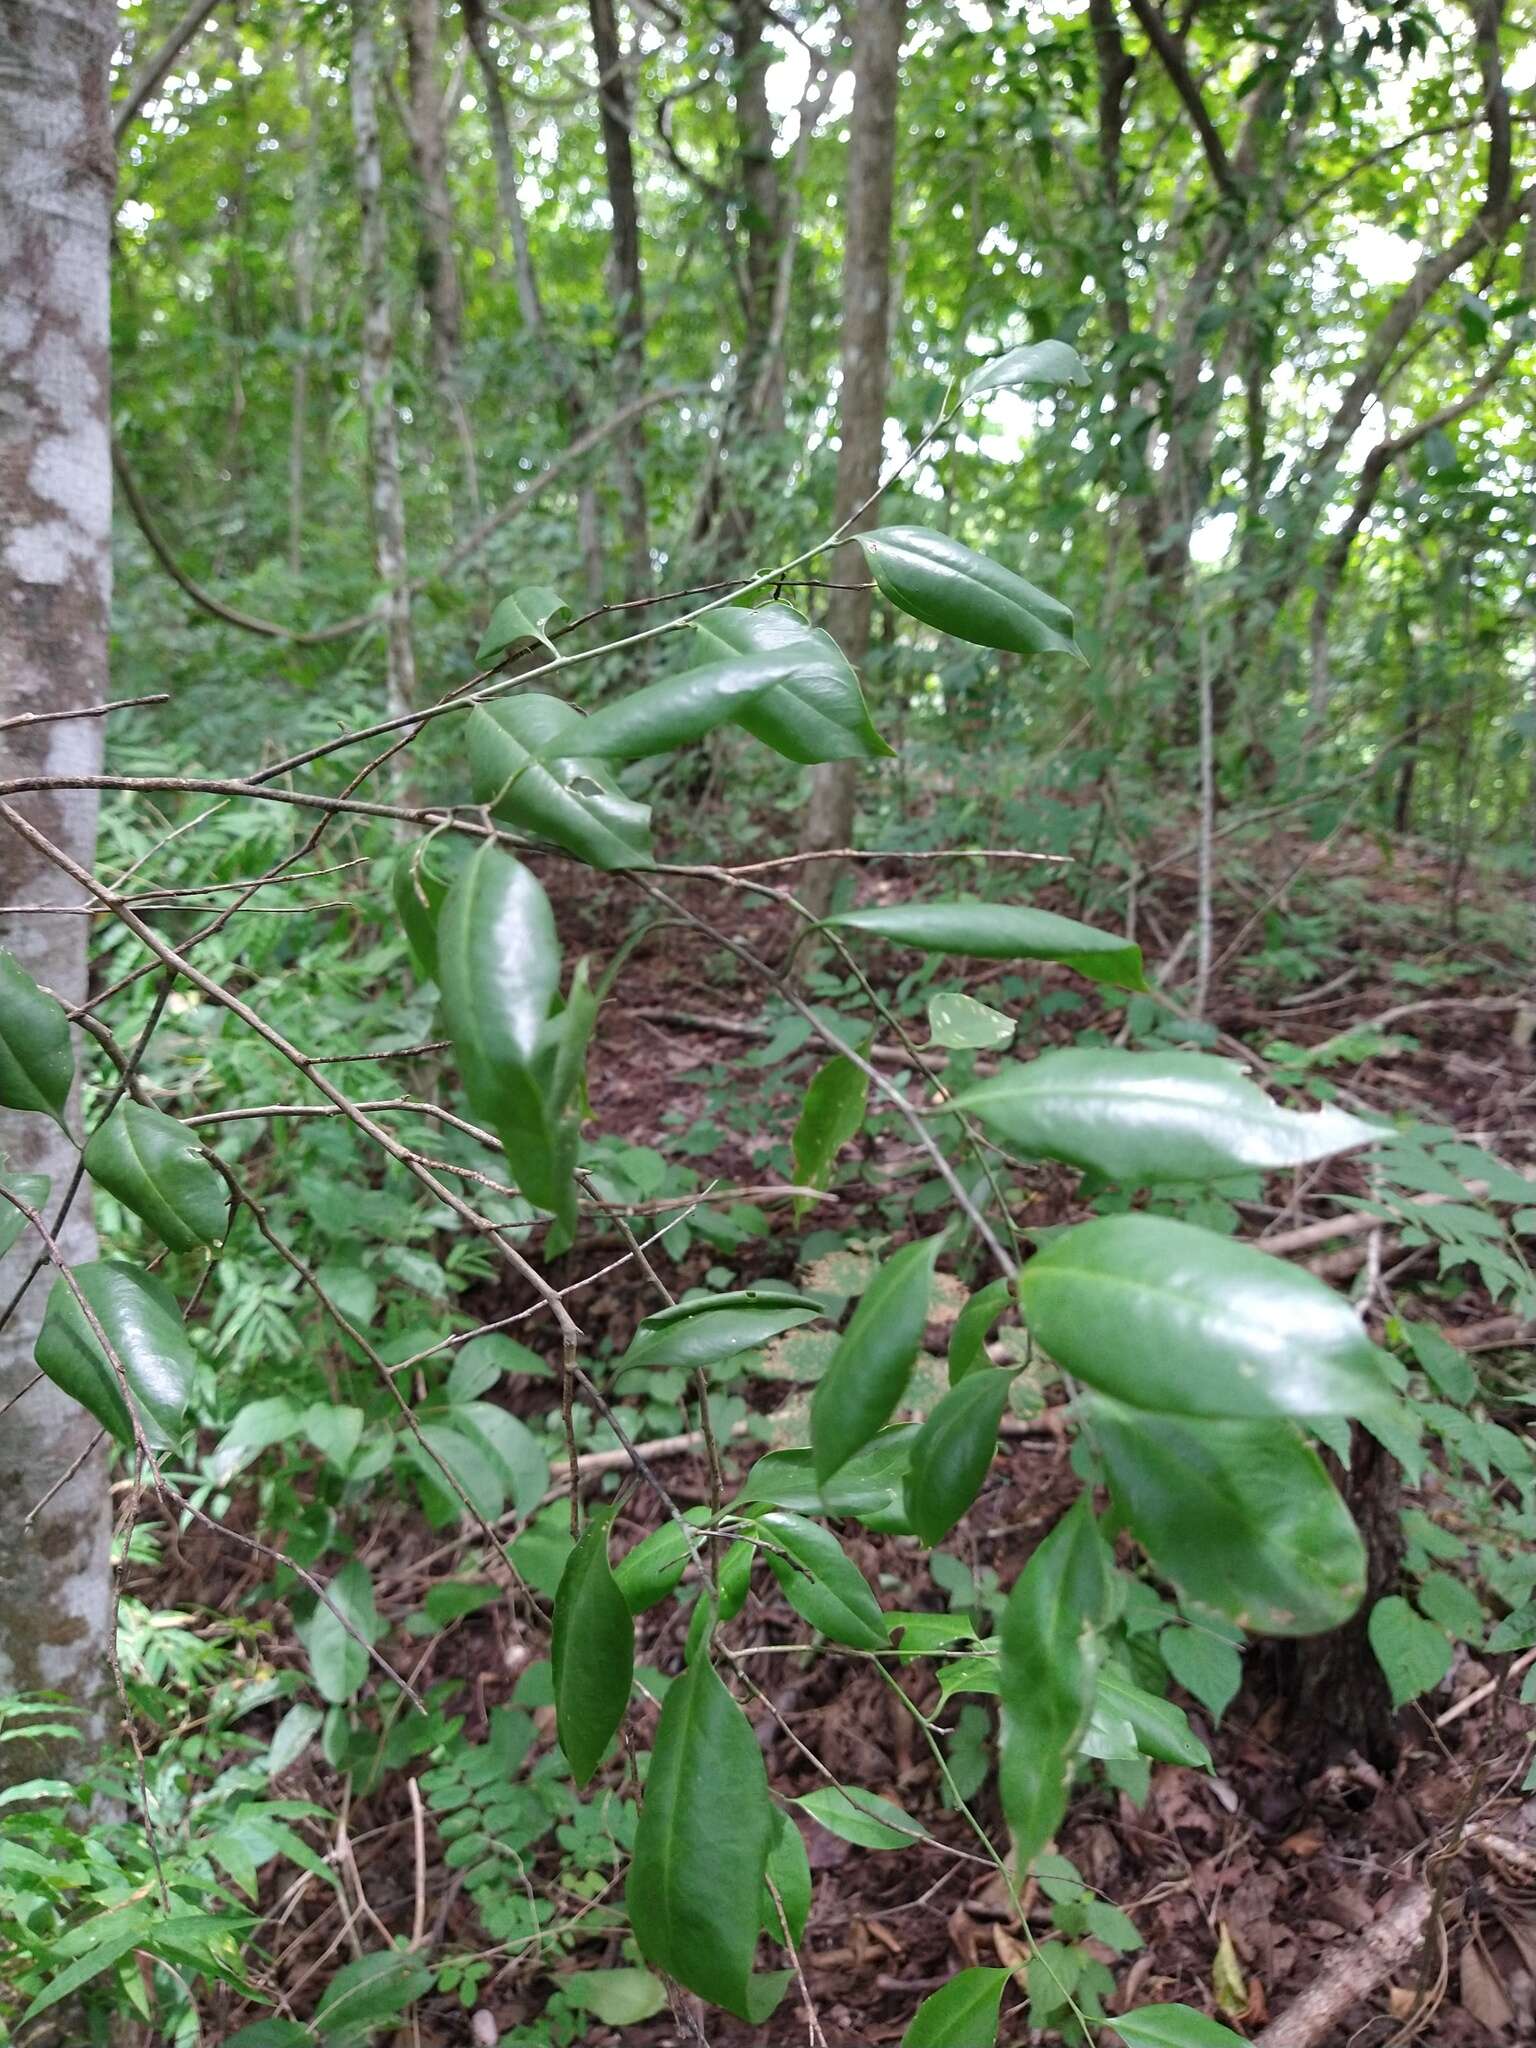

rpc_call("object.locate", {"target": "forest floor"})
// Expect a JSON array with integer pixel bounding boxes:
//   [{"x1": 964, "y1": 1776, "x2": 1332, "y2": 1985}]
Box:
[{"x1": 151, "y1": 822, "x2": 1536, "y2": 2048}]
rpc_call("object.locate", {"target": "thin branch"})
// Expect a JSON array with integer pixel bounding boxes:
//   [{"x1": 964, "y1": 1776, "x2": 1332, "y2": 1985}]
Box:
[{"x1": 114, "y1": 0, "x2": 222, "y2": 141}]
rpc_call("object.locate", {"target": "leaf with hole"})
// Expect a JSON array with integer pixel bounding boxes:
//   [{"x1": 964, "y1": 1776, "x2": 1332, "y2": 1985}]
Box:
[
  {"x1": 824, "y1": 901, "x2": 1145, "y2": 991},
  {"x1": 928, "y1": 990, "x2": 1016, "y2": 1050},
  {"x1": 468, "y1": 695, "x2": 654, "y2": 870},
  {"x1": 860, "y1": 527, "x2": 1082, "y2": 660},
  {"x1": 903, "y1": 1369, "x2": 1012, "y2": 1544},
  {"x1": 791, "y1": 1044, "x2": 871, "y2": 1215},
  {"x1": 963, "y1": 338, "x2": 1089, "y2": 399},
  {"x1": 34, "y1": 1260, "x2": 195, "y2": 1449},
  {"x1": 1020, "y1": 1214, "x2": 1395, "y2": 1420},
  {"x1": 811, "y1": 1237, "x2": 942, "y2": 1483},
  {"x1": 0, "y1": 949, "x2": 73, "y2": 1123},
  {"x1": 752, "y1": 1508, "x2": 889, "y2": 1649},
  {"x1": 476, "y1": 583, "x2": 568, "y2": 664},
  {"x1": 952, "y1": 1049, "x2": 1382, "y2": 1187},
  {"x1": 83, "y1": 1101, "x2": 227, "y2": 1250},
  {"x1": 692, "y1": 602, "x2": 892, "y2": 761},
  {"x1": 620, "y1": 1288, "x2": 825, "y2": 1372},
  {"x1": 552, "y1": 1516, "x2": 634, "y2": 1783},
  {"x1": 1368, "y1": 1595, "x2": 1452, "y2": 1708},
  {"x1": 900, "y1": 1967, "x2": 1011, "y2": 2048}
]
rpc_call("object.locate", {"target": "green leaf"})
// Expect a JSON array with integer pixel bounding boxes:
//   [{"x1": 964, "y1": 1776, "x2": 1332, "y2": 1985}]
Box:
[
  {"x1": 83, "y1": 1101, "x2": 227, "y2": 1250},
  {"x1": 900, "y1": 1967, "x2": 1010, "y2": 2048},
  {"x1": 903, "y1": 1370, "x2": 1012, "y2": 1545},
  {"x1": 1092, "y1": 1400, "x2": 1366, "y2": 1637},
  {"x1": 620, "y1": 1288, "x2": 825, "y2": 1372},
  {"x1": 1402, "y1": 1321, "x2": 1477, "y2": 1405},
  {"x1": 860, "y1": 527, "x2": 1082, "y2": 660},
  {"x1": 791, "y1": 1046, "x2": 871, "y2": 1215},
  {"x1": 552, "y1": 1516, "x2": 634, "y2": 1783},
  {"x1": 739, "y1": 1425, "x2": 918, "y2": 1523},
  {"x1": 0, "y1": 1170, "x2": 48, "y2": 1259},
  {"x1": 824, "y1": 901, "x2": 1145, "y2": 992},
  {"x1": 794, "y1": 1784, "x2": 928, "y2": 1850},
  {"x1": 313, "y1": 1950, "x2": 431, "y2": 2042},
  {"x1": 19, "y1": 1912, "x2": 230, "y2": 2025},
  {"x1": 299, "y1": 1561, "x2": 379, "y2": 1706},
  {"x1": 999, "y1": 1495, "x2": 1114, "y2": 1865},
  {"x1": 612, "y1": 1508, "x2": 710, "y2": 1614},
  {"x1": 692, "y1": 601, "x2": 893, "y2": 761},
  {"x1": 1096, "y1": 1668, "x2": 1211, "y2": 1769},
  {"x1": 34, "y1": 1260, "x2": 195, "y2": 1449},
  {"x1": 406, "y1": 1421, "x2": 506, "y2": 1522},
  {"x1": 811, "y1": 1237, "x2": 942, "y2": 1483},
  {"x1": 963, "y1": 338, "x2": 1089, "y2": 399},
  {"x1": 1490, "y1": 1601, "x2": 1536, "y2": 1652},
  {"x1": 753, "y1": 1508, "x2": 889, "y2": 1649},
  {"x1": 550, "y1": 647, "x2": 819, "y2": 760},
  {"x1": 447, "y1": 1332, "x2": 551, "y2": 1397},
  {"x1": 948, "y1": 1278, "x2": 1012, "y2": 1386},
  {"x1": 563, "y1": 1967, "x2": 668, "y2": 2025},
  {"x1": 951, "y1": 1049, "x2": 1381, "y2": 1187},
  {"x1": 627, "y1": 1656, "x2": 775, "y2": 2019},
  {"x1": 468, "y1": 695, "x2": 654, "y2": 870},
  {"x1": 1368, "y1": 1596, "x2": 1452, "y2": 1709},
  {"x1": 391, "y1": 833, "x2": 473, "y2": 982},
  {"x1": 1159, "y1": 1626, "x2": 1243, "y2": 1724},
  {"x1": 445, "y1": 1402, "x2": 549, "y2": 1515},
  {"x1": 1019, "y1": 1214, "x2": 1394, "y2": 1421},
  {"x1": 760, "y1": 1808, "x2": 813, "y2": 1945},
  {"x1": 1414, "y1": 1568, "x2": 1485, "y2": 1643},
  {"x1": 223, "y1": 2024, "x2": 313, "y2": 2047},
  {"x1": 477, "y1": 583, "x2": 568, "y2": 664},
  {"x1": 0, "y1": 948, "x2": 73, "y2": 1123},
  {"x1": 928, "y1": 991, "x2": 1016, "y2": 1050},
  {"x1": 1111, "y1": 2005, "x2": 1239, "y2": 2046}
]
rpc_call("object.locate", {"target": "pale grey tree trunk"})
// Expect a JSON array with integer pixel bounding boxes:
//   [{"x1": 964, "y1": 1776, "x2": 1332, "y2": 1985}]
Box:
[
  {"x1": 0, "y1": 0, "x2": 115, "y2": 1755},
  {"x1": 350, "y1": 0, "x2": 417, "y2": 724},
  {"x1": 289, "y1": 44, "x2": 319, "y2": 578},
  {"x1": 800, "y1": 0, "x2": 906, "y2": 914},
  {"x1": 588, "y1": 0, "x2": 650, "y2": 598}
]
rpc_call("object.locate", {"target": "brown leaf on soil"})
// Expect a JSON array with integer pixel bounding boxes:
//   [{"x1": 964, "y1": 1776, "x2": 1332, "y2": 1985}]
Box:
[
  {"x1": 1460, "y1": 1942, "x2": 1516, "y2": 2033},
  {"x1": 1280, "y1": 1828, "x2": 1326, "y2": 1858}
]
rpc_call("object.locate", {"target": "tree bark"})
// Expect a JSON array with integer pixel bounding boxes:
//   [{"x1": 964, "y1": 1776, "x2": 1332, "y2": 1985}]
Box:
[
  {"x1": 0, "y1": 0, "x2": 115, "y2": 1763},
  {"x1": 350, "y1": 0, "x2": 417, "y2": 725},
  {"x1": 588, "y1": 0, "x2": 650, "y2": 597},
  {"x1": 289, "y1": 43, "x2": 319, "y2": 578},
  {"x1": 800, "y1": 0, "x2": 906, "y2": 915}
]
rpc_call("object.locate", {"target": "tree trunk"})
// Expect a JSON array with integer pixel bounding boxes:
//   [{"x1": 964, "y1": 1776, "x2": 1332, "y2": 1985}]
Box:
[
  {"x1": 800, "y1": 0, "x2": 906, "y2": 915},
  {"x1": 350, "y1": 0, "x2": 417, "y2": 725},
  {"x1": 288, "y1": 43, "x2": 319, "y2": 578},
  {"x1": 0, "y1": 0, "x2": 115, "y2": 1766},
  {"x1": 587, "y1": 0, "x2": 650, "y2": 598}
]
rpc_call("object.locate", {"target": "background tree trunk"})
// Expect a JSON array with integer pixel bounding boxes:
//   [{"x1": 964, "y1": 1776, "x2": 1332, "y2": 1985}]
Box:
[
  {"x1": 800, "y1": 0, "x2": 906, "y2": 915},
  {"x1": 0, "y1": 0, "x2": 115, "y2": 1767},
  {"x1": 588, "y1": 0, "x2": 650, "y2": 598}
]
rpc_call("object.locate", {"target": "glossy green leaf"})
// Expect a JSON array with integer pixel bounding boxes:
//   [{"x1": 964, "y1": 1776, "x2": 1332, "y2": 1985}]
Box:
[
  {"x1": 391, "y1": 833, "x2": 473, "y2": 981},
  {"x1": 299, "y1": 1561, "x2": 379, "y2": 1706},
  {"x1": 83, "y1": 1101, "x2": 227, "y2": 1250},
  {"x1": 620, "y1": 1288, "x2": 824, "y2": 1372},
  {"x1": 860, "y1": 527, "x2": 1082, "y2": 660},
  {"x1": 313, "y1": 1950, "x2": 432, "y2": 2041},
  {"x1": 0, "y1": 948, "x2": 73, "y2": 1123},
  {"x1": 613, "y1": 1507, "x2": 710, "y2": 1613},
  {"x1": 1111, "y1": 2004, "x2": 1241, "y2": 2047},
  {"x1": 563, "y1": 1967, "x2": 668, "y2": 2025},
  {"x1": 627, "y1": 1655, "x2": 775, "y2": 2019},
  {"x1": 692, "y1": 601, "x2": 892, "y2": 761},
  {"x1": 1160, "y1": 1626, "x2": 1243, "y2": 1724},
  {"x1": 1020, "y1": 1214, "x2": 1395, "y2": 1421},
  {"x1": 928, "y1": 990, "x2": 1015, "y2": 1050},
  {"x1": 1368, "y1": 1595, "x2": 1452, "y2": 1709},
  {"x1": 963, "y1": 338, "x2": 1089, "y2": 399},
  {"x1": 811, "y1": 1237, "x2": 942, "y2": 1483},
  {"x1": 1092, "y1": 1399, "x2": 1367, "y2": 1636},
  {"x1": 998, "y1": 1495, "x2": 1114, "y2": 1865},
  {"x1": 794, "y1": 1784, "x2": 929, "y2": 1850},
  {"x1": 759, "y1": 1808, "x2": 812, "y2": 1946},
  {"x1": 738, "y1": 1424, "x2": 919, "y2": 1524},
  {"x1": 549, "y1": 647, "x2": 811, "y2": 760},
  {"x1": 948, "y1": 1278, "x2": 1012, "y2": 1385},
  {"x1": 552, "y1": 1516, "x2": 634, "y2": 1783},
  {"x1": 951, "y1": 1048, "x2": 1380, "y2": 1186},
  {"x1": 753, "y1": 1508, "x2": 889, "y2": 1649},
  {"x1": 1096, "y1": 1668, "x2": 1211, "y2": 1769},
  {"x1": 0, "y1": 1170, "x2": 49, "y2": 1261},
  {"x1": 903, "y1": 1369, "x2": 1012, "y2": 1545},
  {"x1": 824, "y1": 901, "x2": 1145, "y2": 992},
  {"x1": 445, "y1": 1402, "x2": 549, "y2": 1514},
  {"x1": 468, "y1": 695, "x2": 654, "y2": 870},
  {"x1": 791, "y1": 1045, "x2": 871, "y2": 1215},
  {"x1": 476, "y1": 583, "x2": 568, "y2": 664},
  {"x1": 34, "y1": 1260, "x2": 195, "y2": 1450},
  {"x1": 900, "y1": 1967, "x2": 1010, "y2": 2048}
]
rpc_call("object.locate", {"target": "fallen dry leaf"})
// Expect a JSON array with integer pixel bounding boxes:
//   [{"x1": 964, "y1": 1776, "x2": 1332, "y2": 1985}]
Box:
[
  {"x1": 1213, "y1": 1922, "x2": 1249, "y2": 2017},
  {"x1": 1461, "y1": 1942, "x2": 1516, "y2": 2033},
  {"x1": 1280, "y1": 1829, "x2": 1325, "y2": 1858}
]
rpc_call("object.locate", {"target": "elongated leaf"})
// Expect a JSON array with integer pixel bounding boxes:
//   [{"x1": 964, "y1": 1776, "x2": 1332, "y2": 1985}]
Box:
[
  {"x1": 621, "y1": 1288, "x2": 824, "y2": 1372},
  {"x1": 34, "y1": 1260, "x2": 195, "y2": 1449},
  {"x1": 1096, "y1": 1668, "x2": 1210, "y2": 1769},
  {"x1": 563, "y1": 1968, "x2": 668, "y2": 2025},
  {"x1": 1111, "y1": 2004, "x2": 1241, "y2": 2047},
  {"x1": 406, "y1": 1421, "x2": 505, "y2": 1522},
  {"x1": 1160, "y1": 1626, "x2": 1243, "y2": 1724},
  {"x1": 794, "y1": 1784, "x2": 929, "y2": 1850},
  {"x1": 1020, "y1": 1214, "x2": 1394, "y2": 1421},
  {"x1": 999, "y1": 1495, "x2": 1114, "y2": 1865},
  {"x1": 928, "y1": 991, "x2": 1015, "y2": 1050},
  {"x1": 1368, "y1": 1595, "x2": 1452, "y2": 1709},
  {"x1": 0, "y1": 1170, "x2": 48, "y2": 1260},
  {"x1": 468, "y1": 696, "x2": 654, "y2": 870},
  {"x1": 811, "y1": 1237, "x2": 942, "y2": 1483},
  {"x1": 299, "y1": 1560, "x2": 379, "y2": 1705},
  {"x1": 313, "y1": 1951, "x2": 432, "y2": 2041},
  {"x1": 692, "y1": 602, "x2": 892, "y2": 761},
  {"x1": 963, "y1": 338, "x2": 1088, "y2": 399},
  {"x1": 825, "y1": 901, "x2": 1145, "y2": 992},
  {"x1": 83, "y1": 1101, "x2": 227, "y2": 1250},
  {"x1": 948, "y1": 1278, "x2": 1012, "y2": 1385},
  {"x1": 753, "y1": 1508, "x2": 889, "y2": 1649},
  {"x1": 627, "y1": 1656, "x2": 775, "y2": 2018},
  {"x1": 477, "y1": 583, "x2": 568, "y2": 664},
  {"x1": 0, "y1": 948, "x2": 73, "y2": 1122},
  {"x1": 613, "y1": 1507, "x2": 710, "y2": 1614},
  {"x1": 904, "y1": 1369, "x2": 1012, "y2": 1545},
  {"x1": 951, "y1": 1048, "x2": 1380, "y2": 1187},
  {"x1": 759, "y1": 1809, "x2": 812, "y2": 1945},
  {"x1": 446, "y1": 1401, "x2": 549, "y2": 1514},
  {"x1": 791, "y1": 1046, "x2": 871, "y2": 1215},
  {"x1": 549, "y1": 649, "x2": 805, "y2": 760},
  {"x1": 739, "y1": 1424, "x2": 919, "y2": 1522},
  {"x1": 552, "y1": 1517, "x2": 634, "y2": 1783},
  {"x1": 860, "y1": 527, "x2": 1082, "y2": 660},
  {"x1": 391, "y1": 834, "x2": 473, "y2": 981},
  {"x1": 1091, "y1": 1399, "x2": 1366, "y2": 1636},
  {"x1": 901, "y1": 1967, "x2": 1010, "y2": 2048}
]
